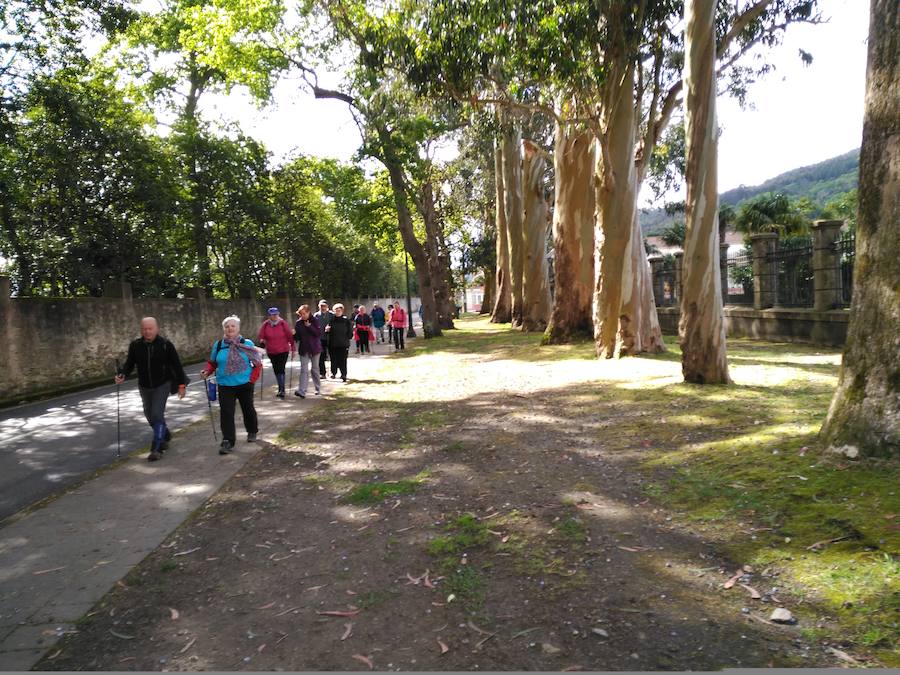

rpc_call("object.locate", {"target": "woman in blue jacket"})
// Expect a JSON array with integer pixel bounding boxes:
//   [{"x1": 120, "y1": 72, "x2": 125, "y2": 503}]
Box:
[{"x1": 200, "y1": 315, "x2": 262, "y2": 455}]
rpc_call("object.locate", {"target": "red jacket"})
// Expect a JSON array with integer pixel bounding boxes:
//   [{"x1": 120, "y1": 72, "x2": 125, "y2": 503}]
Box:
[
  {"x1": 390, "y1": 306, "x2": 407, "y2": 328},
  {"x1": 257, "y1": 318, "x2": 295, "y2": 355}
]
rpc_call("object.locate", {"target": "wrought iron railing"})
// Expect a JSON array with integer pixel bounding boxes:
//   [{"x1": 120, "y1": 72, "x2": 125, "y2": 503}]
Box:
[
  {"x1": 653, "y1": 258, "x2": 678, "y2": 307},
  {"x1": 725, "y1": 248, "x2": 754, "y2": 305},
  {"x1": 772, "y1": 237, "x2": 814, "y2": 308},
  {"x1": 833, "y1": 231, "x2": 855, "y2": 308}
]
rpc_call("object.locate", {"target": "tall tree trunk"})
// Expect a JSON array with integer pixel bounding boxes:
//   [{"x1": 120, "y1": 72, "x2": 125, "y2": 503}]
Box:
[
  {"x1": 545, "y1": 122, "x2": 594, "y2": 343},
  {"x1": 481, "y1": 265, "x2": 495, "y2": 314},
  {"x1": 421, "y1": 179, "x2": 455, "y2": 329},
  {"x1": 184, "y1": 59, "x2": 212, "y2": 293},
  {"x1": 0, "y1": 185, "x2": 32, "y2": 295},
  {"x1": 503, "y1": 127, "x2": 525, "y2": 328},
  {"x1": 521, "y1": 140, "x2": 552, "y2": 332},
  {"x1": 492, "y1": 144, "x2": 512, "y2": 323},
  {"x1": 371, "y1": 124, "x2": 442, "y2": 337},
  {"x1": 624, "y1": 215, "x2": 666, "y2": 354},
  {"x1": 820, "y1": 0, "x2": 899, "y2": 458},
  {"x1": 679, "y1": 0, "x2": 730, "y2": 384},
  {"x1": 593, "y1": 64, "x2": 640, "y2": 358}
]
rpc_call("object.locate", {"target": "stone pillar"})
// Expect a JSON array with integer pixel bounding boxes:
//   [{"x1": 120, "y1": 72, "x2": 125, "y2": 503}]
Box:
[
  {"x1": 811, "y1": 219, "x2": 844, "y2": 311},
  {"x1": 719, "y1": 242, "x2": 730, "y2": 306},
  {"x1": 103, "y1": 280, "x2": 132, "y2": 299},
  {"x1": 673, "y1": 251, "x2": 684, "y2": 303},
  {"x1": 750, "y1": 233, "x2": 778, "y2": 310},
  {"x1": 648, "y1": 255, "x2": 664, "y2": 306}
]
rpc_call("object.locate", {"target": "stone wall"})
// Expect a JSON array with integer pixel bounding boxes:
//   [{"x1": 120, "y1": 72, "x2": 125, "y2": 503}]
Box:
[
  {"x1": 0, "y1": 279, "x2": 419, "y2": 405},
  {"x1": 656, "y1": 306, "x2": 849, "y2": 346}
]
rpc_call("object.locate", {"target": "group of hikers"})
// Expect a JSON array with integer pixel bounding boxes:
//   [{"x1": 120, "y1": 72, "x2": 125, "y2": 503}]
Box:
[{"x1": 115, "y1": 299, "x2": 411, "y2": 461}]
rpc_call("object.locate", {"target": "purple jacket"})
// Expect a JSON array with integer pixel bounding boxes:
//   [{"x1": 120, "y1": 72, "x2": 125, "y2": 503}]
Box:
[{"x1": 294, "y1": 316, "x2": 322, "y2": 356}]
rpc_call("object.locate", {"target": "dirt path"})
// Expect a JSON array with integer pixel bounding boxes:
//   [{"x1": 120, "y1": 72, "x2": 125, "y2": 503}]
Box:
[{"x1": 39, "y1": 321, "x2": 843, "y2": 671}]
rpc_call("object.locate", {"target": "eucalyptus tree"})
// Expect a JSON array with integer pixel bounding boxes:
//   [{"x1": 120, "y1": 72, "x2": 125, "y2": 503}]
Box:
[
  {"x1": 820, "y1": 0, "x2": 898, "y2": 459},
  {"x1": 679, "y1": 0, "x2": 729, "y2": 384},
  {"x1": 521, "y1": 139, "x2": 552, "y2": 331},
  {"x1": 386, "y1": 0, "x2": 821, "y2": 357}
]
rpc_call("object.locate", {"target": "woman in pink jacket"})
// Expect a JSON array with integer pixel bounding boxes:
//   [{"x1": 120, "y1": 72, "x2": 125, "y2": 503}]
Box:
[
  {"x1": 257, "y1": 307, "x2": 295, "y2": 398},
  {"x1": 390, "y1": 301, "x2": 407, "y2": 351}
]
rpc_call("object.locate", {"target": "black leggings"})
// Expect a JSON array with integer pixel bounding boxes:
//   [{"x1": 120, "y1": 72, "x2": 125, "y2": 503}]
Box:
[
  {"x1": 269, "y1": 351, "x2": 289, "y2": 375},
  {"x1": 393, "y1": 325, "x2": 405, "y2": 350},
  {"x1": 218, "y1": 382, "x2": 258, "y2": 443},
  {"x1": 330, "y1": 346, "x2": 348, "y2": 379},
  {"x1": 357, "y1": 330, "x2": 370, "y2": 353}
]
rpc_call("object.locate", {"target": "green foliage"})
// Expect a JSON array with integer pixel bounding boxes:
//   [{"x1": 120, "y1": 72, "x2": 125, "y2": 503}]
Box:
[
  {"x1": 734, "y1": 192, "x2": 812, "y2": 237},
  {"x1": 661, "y1": 221, "x2": 686, "y2": 247}
]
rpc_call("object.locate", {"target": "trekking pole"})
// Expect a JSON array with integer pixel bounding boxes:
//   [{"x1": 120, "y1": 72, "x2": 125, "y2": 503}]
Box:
[
  {"x1": 206, "y1": 377, "x2": 218, "y2": 441},
  {"x1": 259, "y1": 356, "x2": 264, "y2": 399},
  {"x1": 288, "y1": 350, "x2": 294, "y2": 393},
  {"x1": 114, "y1": 359, "x2": 121, "y2": 459}
]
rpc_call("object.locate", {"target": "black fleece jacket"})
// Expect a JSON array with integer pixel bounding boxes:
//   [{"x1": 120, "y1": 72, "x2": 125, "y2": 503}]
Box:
[{"x1": 119, "y1": 336, "x2": 187, "y2": 390}]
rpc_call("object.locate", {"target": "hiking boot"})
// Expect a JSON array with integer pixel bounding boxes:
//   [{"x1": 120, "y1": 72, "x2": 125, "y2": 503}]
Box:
[
  {"x1": 219, "y1": 440, "x2": 233, "y2": 455},
  {"x1": 277, "y1": 390, "x2": 285, "y2": 399},
  {"x1": 341, "y1": 377, "x2": 347, "y2": 382},
  {"x1": 330, "y1": 374, "x2": 336, "y2": 379},
  {"x1": 247, "y1": 432, "x2": 258, "y2": 442},
  {"x1": 315, "y1": 390, "x2": 321, "y2": 396},
  {"x1": 294, "y1": 390, "x2": 305, "y2": 398},
  {"x1": 147, "y1": 450, "x2": 162, "y2": 462}
]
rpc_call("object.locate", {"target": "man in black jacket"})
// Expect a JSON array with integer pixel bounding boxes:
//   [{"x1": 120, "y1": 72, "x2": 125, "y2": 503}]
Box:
[{"x1": 115, "y1": 317, "x2": 188, "y2": 462}]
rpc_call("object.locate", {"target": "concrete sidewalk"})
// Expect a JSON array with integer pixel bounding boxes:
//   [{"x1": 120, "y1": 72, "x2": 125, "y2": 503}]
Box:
[{"x1": 0, "y1": 349, "x2": 390, "y2": 670}]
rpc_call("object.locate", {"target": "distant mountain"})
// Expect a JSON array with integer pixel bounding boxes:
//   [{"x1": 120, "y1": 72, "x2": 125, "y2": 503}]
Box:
[{"x1": 640, "y1": 148, "x2": 859, "y2": 236}]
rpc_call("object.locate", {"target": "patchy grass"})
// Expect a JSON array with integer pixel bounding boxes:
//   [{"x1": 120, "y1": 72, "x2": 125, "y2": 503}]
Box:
[
  {"x1": 342, "y1": 472, "x2": 429, "y2": 505},
  {"x1": 426, "y1": 514, "x2": 491, "y2": 561},
  {"x1": 443, "y1": 566, "x2": 484, "y2": 606}
]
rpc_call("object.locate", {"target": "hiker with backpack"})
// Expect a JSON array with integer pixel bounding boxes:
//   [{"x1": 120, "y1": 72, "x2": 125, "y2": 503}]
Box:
[
  {"x1": 354, "y1": 304, "x2": 373, "y2": 354},
  {"x1": 391, "y1": 301, "x2": 407, "y2": 351},
  {"x1": 386, "y1": 304, "x2": 394, "y2": 345},
  {"x1": 293, "y1": 304, "x2": 322, "y2": 398},
  {"x1": 200, "y1": 315, "x2": 262, "y2": 455},
  {"x1": 114, "y1": 317, "x2": 188, "y2": 462},
  {"x1": 257, "y1": 307, "x2": 295, "y2": 399},
  {"x1": 314, "y1": 300, "x2": 334, "y2": 378}
]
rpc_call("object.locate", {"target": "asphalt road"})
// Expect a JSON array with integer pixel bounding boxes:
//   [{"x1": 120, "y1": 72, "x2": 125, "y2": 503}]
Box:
[{"x1": 0, "y1": 359, "x2": 286, "y2": 522}]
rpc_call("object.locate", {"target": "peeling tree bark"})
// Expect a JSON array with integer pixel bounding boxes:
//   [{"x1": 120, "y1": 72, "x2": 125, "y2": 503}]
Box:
[
  {"x1": 679, "y1": 0, "x2": 730, "y2": 384},
  {"x1": 545, "y1": 122, "x2": 594, "y2": 343},
  {"x1": 521, "y1": 140, "x2": 552, "y2": 332},
  {"x1": 503, "y1": 127, "x2": 525, "y2": 328},
  {"x1": 491, "y1": 145, "x2": 513, "y2": 323},
  {"x1": 421, "y1": 178, "x2": 456, "y2": 329},
  {"x1": 593, "y1": 64, "x2": 640, "y2": 358},
  {"x1": 820, "y1": 0, "x2": 899, "y2": 458}
]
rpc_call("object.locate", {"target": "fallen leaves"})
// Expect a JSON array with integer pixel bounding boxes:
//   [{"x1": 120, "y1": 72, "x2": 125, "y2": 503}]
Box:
[
  {"x1": 723, "y1": 570, "x2": 743, "y2": 589},
  {"x1": 341, "y1": 623, "x2": 353, "y2": 641},
  {"x1": 179, "y1": 637, "x2": 197, "y2": 653},
  {"x1": 255, "y1": 601, "x2": 276, "y2": 610},
  {"x1": 169, "y1": 607, "x2": 180, "y2": 620},
  {"x1": 173, "y1": 547, "x2": 201, "y2": 557},
  {"x1": 317, "y1": 608, "x2": 361, "y2": 618},
  {"x1": 739, "y1": 584, "x2": 761, "y2": 600},
  {"x1": 32, "y1": 566, "x2": 66, "y2": 576},
  {"x1": 352, "y1": 654, "x2": 374, "y2": 670},
  {"x1": 109, "y1": 629, "x2": 135, "y2": 640},
  {"x1": 806, "y1": 534, "x2": 857, "y2": 551},
  {"x1": 437, "y1": 638, "x2": 449, "y2": 654}
]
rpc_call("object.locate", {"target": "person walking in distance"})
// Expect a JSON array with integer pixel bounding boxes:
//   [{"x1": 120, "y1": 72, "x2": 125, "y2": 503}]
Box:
[
  {"x1": 352, "y1": 305, "x2": 361, "y2": 352},
  {"x1": 386, "y1": 304, "x2": 394, "y2": 345},
  {"x1": 314, "y1": 300, "x2": 333, "y2": 378},
  {"x1": 200, "y1": 315, "x2": 262, "y2": 455},
  {"x1": 114, "y1": 317, "x2": 188, "y2": 462},
  {"x1": 391, "y1": 300, "x2": 407, "y2": 351},
  {"x1": 257, "y1": 307, "x2": 294, "y2": 399},
  {"x1": 293, "y1": 304, "x2": 322, "y2": 398},
  {"x1": 327, "y1": 303, "x2": 353, "y2": 381},
  {"x1": 371, "y1": 302, "x2": 386, "y2": 343},
  {"x1": 354, "y1": 305, "x2": 373, "y2": 354}
]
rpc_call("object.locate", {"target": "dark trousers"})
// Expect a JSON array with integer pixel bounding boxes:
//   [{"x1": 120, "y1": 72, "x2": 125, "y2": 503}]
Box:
[
  {"x1": 330, "y1": 345, "x2": 349, "y2": 379},
  {"x1": 319, "y1": 340, "x2": 329, "y2": 376},
  {"x1": 139, "y1": 382, "x2": 170, "y2": 436},
  {"x1": 218, "y1": 382, "x2": 258, "y2": 443},
  {"x1": 358, "y1": 330, "x2": 370, "y2": 353},
  {"x1": 269, "y1": 351, "x2": 289, "y2": 375},
  {"x1": 393, "y1": 325, "x2": 405, "y2": 350}
]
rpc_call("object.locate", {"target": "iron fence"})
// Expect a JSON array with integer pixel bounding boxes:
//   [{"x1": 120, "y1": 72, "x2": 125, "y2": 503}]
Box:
[
  {"x1": 725, "y1": 248, "x2": 754, "y2": 305},
  {"x1": 833, "y1": 231, "x2": 855, "y2": 307},
  {"x1": 773, "y1": 237, "x2": 814, "y2": 308},
  {"x1": 652, "y1": 258, "x2": 678, "y2": 307}
]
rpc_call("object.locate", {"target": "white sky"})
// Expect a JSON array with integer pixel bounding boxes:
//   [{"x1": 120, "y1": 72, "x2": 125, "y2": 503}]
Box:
[{"x1": 202, "y1": 0, "x2": 869, "y2": 201}]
